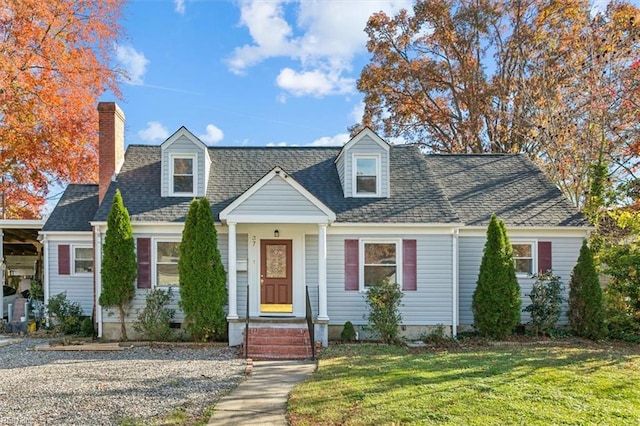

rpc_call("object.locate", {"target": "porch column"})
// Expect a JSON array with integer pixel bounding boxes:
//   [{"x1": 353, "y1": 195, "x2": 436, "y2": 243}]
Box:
[
  {"x1": 318, "y1": 224, "x2": 329, "y2": 320},
  {"x1": 227, "y1": 222, "x2": 238, "y2": 319}
]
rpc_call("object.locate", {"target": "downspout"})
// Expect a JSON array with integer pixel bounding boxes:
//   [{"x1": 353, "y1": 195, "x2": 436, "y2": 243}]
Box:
[
  {"x1": 452, "y1": 227, "x2": 459, "y2": 337},
  {"x1": 94, "y1": 226, "x2": 103, "y2": 338}
]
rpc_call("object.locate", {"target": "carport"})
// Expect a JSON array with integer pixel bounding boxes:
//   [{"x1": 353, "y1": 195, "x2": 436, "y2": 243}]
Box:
[{"x1": 0, "y1": 220, "x2": 45, "y2": 319}]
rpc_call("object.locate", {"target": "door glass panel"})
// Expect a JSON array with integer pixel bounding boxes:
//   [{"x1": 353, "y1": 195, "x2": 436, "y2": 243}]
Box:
[{"x1": 266, "y1": 244, "x2": 287, "y2": 278}]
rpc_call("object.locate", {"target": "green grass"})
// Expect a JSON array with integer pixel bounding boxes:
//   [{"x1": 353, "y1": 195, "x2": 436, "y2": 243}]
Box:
[{"x1": 288, "y1": 342, "x2": 640, "y2": 425}]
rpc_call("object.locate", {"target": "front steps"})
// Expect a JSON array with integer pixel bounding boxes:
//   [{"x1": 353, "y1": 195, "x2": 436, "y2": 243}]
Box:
[{"x1": 243, "y1": 324, "x2": 315, "y2": 360}]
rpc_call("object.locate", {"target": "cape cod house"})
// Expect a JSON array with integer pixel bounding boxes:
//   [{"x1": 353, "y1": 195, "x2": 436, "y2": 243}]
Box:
[{"x1": 40, "y1": 103, "x2": 590, "y2": 357}]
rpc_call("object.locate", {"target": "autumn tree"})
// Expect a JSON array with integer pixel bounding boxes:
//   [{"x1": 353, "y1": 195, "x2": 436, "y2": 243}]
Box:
[
  {"x1": 0, "y1": 0, "x2": 125, "y2": 218},
  {"x1": 357, "y1": 0, "x2": 640, "y2": 209},
  {"x1": 100, "y1": 190, "x2": 137, "y2": 341}
]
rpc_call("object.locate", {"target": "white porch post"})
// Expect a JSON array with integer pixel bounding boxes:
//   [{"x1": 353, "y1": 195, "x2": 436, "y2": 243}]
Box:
[
  {"x1": 227, "y1": 222, "x2": 238, "y2": 319},
  {"x1": 318, "y1": 224, "x2": 329, "y2": 320}
]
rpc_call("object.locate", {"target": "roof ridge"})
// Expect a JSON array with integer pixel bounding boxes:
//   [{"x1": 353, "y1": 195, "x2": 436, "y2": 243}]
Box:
[{"x1": 427, "y1": 152, "x2": 523, "y2": 157}]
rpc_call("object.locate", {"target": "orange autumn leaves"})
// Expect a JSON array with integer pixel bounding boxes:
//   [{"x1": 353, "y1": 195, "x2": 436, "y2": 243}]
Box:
[
  {"x1": 357, "y1": 0, "x2": 640, "y2": 209},
  {"x1": 0, "y1": 0, "x2": 125, "y2": 218}
]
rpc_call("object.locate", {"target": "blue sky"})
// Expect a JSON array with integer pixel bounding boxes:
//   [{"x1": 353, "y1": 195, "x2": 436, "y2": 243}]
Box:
[{"x1": 108, "y1": 0, "x2": 413, "y2": 148}]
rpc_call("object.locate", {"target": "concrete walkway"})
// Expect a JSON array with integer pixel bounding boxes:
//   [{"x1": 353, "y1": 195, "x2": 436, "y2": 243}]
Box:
[{"x1": 208, "y1": 359, "x2": 316, "y2": 426}]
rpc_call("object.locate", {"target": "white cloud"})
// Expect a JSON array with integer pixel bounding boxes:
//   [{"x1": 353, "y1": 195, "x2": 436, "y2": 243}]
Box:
[
  {"x1": 138, "y1": 121, "x2": 169, "y2": 142},
  {"x1": 266, "y1": 141, "x2": 291, "y2": 147},
  {"x1": 175, "y1": 0, "x2": 185, "y2": 14},
  {"x1": 199, "y1": 124, "x2": 224, "y2": 144},
  {"x1": 227, "y1": 1, "x2": 295, "y2": 74},
  {"x1": 276, "y1": 68, "x2": 354, "y2": 97},
  {"x1": 307, "y1": 133, "x2": 350, "y2": 146},
  {"x1": 116, "y1": 45, "x2": 149, "y2": 85},
  {"x1": 228, "y1": 0, "x2": 412, "y2": 97}
]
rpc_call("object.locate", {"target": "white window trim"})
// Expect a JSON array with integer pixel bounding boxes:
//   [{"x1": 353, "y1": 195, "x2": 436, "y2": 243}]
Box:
[
  {"x1": 170, "y1": 153, "x2": 197, "y2": 196},
  {"x1": 359, "y1": 238, "x2": 402, "y2": 292},
  {"x1": 512, "y1": 240, "x2": 537, "y2": 277},
  {"x1": 154, "y1": 238, "x2": 181, "y2": 288},
  {"x1": 352, "y1": 154, "x2": 381, "y2": 197},
  {"x1": 71, "y1": 245, "x2": 93, "y2": 276}
]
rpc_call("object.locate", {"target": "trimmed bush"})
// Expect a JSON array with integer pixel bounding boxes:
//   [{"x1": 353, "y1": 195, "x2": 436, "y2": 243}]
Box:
[
  {"x1": 47, "y1": 292, "x2": 84, "y2": 335},
  {"x1": 568, "y1": 240, "x2": 606, "y2": 340},
  {"x1": 80, "y1": 317, "x2": 95, "y2": 338},
  {"x1": 365, "y1": 279, "x2": 403, "y2": 345},
  {"x1": 472, "y1": 214, "x2": 521, "y2": 339},
  {"x1": 341, "y1": 321, "x2": 357, "y2": 342},
  {"x1": 523, "y1": 271, "x2": 564, "y2": 336},
  {"x1": 134, "y1": 288, "x2": 176, "y2": 341}
]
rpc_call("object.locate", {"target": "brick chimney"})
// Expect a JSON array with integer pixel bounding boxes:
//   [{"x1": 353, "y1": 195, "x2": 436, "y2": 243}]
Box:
[{"x1": 97, "y1": 102, "x2": 125, "y2": 204}]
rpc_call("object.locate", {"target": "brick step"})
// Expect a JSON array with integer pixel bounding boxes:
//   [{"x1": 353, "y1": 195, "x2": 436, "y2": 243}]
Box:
[
  {"x1": 248, "y1": 335, "x2": 310, "y2": 346},
  {"x1": 243, "y1": 327, "x2": 314, "y2": 360},
  {"x1": 249, "y1": 352, "x2": 311, "y2": 361},
  {"x1": 246, "y1": 328, "x2": 308, "y2": 336},
  {"x1": 246, "y1": 344, "x2": 312, "y2": 360}
]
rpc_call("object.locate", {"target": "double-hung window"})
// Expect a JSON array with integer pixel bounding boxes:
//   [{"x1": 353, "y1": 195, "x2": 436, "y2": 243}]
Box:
[
  {"x1": 171, "y1": 155, "x2": 195, "y2": 195},
  {"x1": 512, "y1": 242, "x2": 535, "y2": 275},
  {"x1": 354, "y1": 155, "x2": 380, "y2": 196},
  {"x1": 361, "y1": 240, "x2": 400, "y2": 289},
  {"x1": 73, "y1": 246, "x2": 93, "y2": 274},
  {"x1": 156, "y1": 241, "x2": 180, "y2": 286}
]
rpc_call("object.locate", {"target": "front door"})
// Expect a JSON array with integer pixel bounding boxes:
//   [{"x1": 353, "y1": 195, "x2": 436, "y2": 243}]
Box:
[{"x1": 260, "y1": 239, "x2": 293, "y2": 313}]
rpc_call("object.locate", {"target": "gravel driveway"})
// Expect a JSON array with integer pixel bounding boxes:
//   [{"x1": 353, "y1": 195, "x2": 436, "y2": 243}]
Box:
[{"x1": 0, "y1": 338, "x2": 246, "y2": 425}]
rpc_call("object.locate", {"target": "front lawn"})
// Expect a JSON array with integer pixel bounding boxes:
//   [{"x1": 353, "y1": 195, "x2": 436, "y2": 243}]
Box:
[{"x1": 288, "y1": 341, "x2": 640, "y2": 425}]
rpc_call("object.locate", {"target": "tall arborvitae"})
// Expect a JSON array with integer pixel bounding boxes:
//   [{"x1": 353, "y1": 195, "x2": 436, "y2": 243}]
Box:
[
  {"x1": 568, "y1": 240, "x2": 606, "y2": 340},
  {"x1": 499, "y1": 219, "x2": 521, "y2": 327},
  {"x1": 99, "y1": 189, "x2": 137, "y2": 341},
  {"x1": 178, "y1": 198, "x2": 227, "y2": 341},
  {"x1": 472, "y1": 214, "x2": 521, "y2": 339},
  {"x1": 197, "y1": 197, "x2": 227, "y2": 339}
]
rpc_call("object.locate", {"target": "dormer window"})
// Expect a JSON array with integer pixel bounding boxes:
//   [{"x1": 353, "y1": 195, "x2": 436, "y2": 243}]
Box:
[
  {"x1": 171, "y1": 155, "x2": 195, "y2": 195},
  {"x1": 354, "y1": 155, "x2": 380, "y2": 196}
]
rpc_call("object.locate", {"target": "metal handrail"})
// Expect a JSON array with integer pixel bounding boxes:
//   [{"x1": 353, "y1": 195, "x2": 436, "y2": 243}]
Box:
[
  {"x1": 305, "y1": 285, "x2": 316, "y2": 360},
  {"x1": 244, "y1": 283, "x2": 249, "y2": 359}
]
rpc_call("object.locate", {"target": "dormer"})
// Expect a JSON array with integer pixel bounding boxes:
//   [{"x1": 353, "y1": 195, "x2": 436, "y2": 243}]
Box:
[
  {"x1": 160, "y1": 127, "x2": 211, "y2": 197},
  {"x1": 335, "y1": 128, "x2": 391, "y2": 198}
]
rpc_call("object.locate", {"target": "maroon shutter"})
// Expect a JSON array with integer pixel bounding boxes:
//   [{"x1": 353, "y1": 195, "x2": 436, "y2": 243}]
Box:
[
  {"x1": 58, "y1": 244, "x2": 70, "y2": 275},
  {"x1": 538, "y1": 241, "x2": 552, "y2": 274},
  {"x1": 344, "y1": 239, "x2": 359, "y2": 291},
  {"x1": 137, "y1": 238, "x2": 152, "y2": 289},
  {"x1": 402, "y1": 239, "x2": 417, "y2": 291}
]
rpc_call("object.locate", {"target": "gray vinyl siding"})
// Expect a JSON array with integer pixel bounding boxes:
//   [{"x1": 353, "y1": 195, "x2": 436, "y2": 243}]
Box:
[
  {"x1": 326, "y1": 234, "x2": 453, "y2": 326},
  {"x1": 342, "y1": 134, "x2": 390, "y2": 198},
  {"x1": 335, "y1": 155, "x2": 345, "y2": 195},
  {"x1": 161, "y1": 135, "x2": 207, "y2": 197},
  {"x1": 102, "y1": 230, "x2": 247, "y2": 324},
  {"x1": 458, "y1": 237, "x2": 484, "y2": 326},
  {"x1": 233, "y1": 234, "x2": 249, "y2": 317},
  {"x1": 458, "y1": 236, "x2": 583, "y2": 326},
  {"x1": 231, "y1": 177, "x2": 325, "y2": 217},
  {"x1": 48, "y1": 242, "x2": 94, "y2": 317},
  {"x1": 305, "y1": 234, "x2": 319, "y2": 317}
]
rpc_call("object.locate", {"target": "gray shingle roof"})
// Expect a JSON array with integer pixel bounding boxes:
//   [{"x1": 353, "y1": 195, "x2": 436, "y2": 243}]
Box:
[
  {"x1": 42, "y1": 184, "x2": 98, "y2": 232},
  {"x1": 426, "y1": 154, "x2": 588, "y2": 227},
  {"x1": 94, "y1": 145, "x2": 461, "y2": 224},
  {"x1": 71, "y1": 145, "x2": 587, "y2": 229}
]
